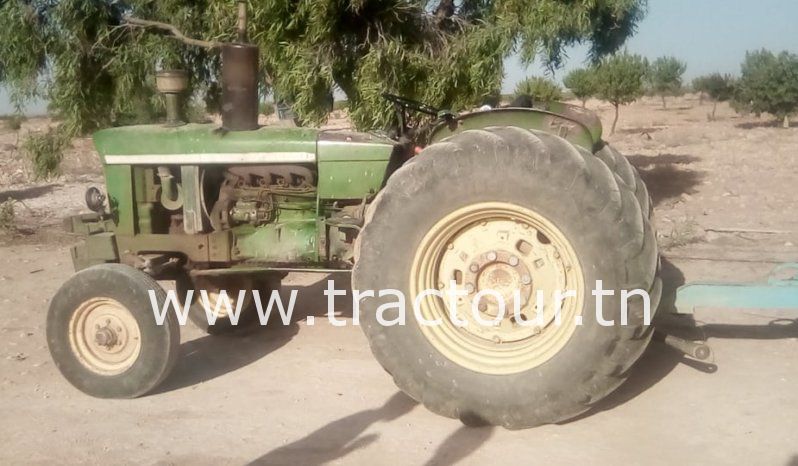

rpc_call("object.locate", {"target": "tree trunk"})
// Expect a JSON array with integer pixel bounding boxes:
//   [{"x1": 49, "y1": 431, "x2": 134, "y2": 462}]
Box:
[
  {"x1": 785, "y1": 115, "x2": 791, "y2": 129},
  {"x1": 699, "y1": 93, "x2": 704, "y2": 105},
  {"x1": 661, "y1": 95, "x2": 667, "y2": 109},
  {"x1": 611, "y1": 104, "x2": 620, "y2": 135},
  {"x1": 581, "y1": 99, "x2": 586, "y2": 109},
  {"x1": 711, "y1": 101, "x2": 717, "y2": 121}
]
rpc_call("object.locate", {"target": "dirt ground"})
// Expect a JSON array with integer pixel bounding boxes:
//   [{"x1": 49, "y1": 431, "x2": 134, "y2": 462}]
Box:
[{"x1": 1, "y1": 96, "x2": 796, "y2": 465}]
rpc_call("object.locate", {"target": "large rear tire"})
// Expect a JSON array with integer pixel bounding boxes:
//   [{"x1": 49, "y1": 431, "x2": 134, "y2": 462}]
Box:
[{"x1": 353, "y1": 127, "x2": 661, "y2": 428}]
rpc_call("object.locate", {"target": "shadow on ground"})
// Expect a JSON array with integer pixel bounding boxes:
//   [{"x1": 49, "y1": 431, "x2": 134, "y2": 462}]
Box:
[
  {"x1": 156, "y1": 272, "x2": 353, "y2": 394},
  {"x1": 247, "y1": 391, "x2": 495, "y2": 466},
  {"x1": 626, "y1": 154, "x2": 705, "y2": 206},
  {"x1": 0, "y1": 184, "x2": 60, "y2": 203},
  {"x1": 247, "y1": 392, "x2": 420, "y2": 466},
  {"x1": 735, "y1": 119, "x2": 786, "y2": 130}
]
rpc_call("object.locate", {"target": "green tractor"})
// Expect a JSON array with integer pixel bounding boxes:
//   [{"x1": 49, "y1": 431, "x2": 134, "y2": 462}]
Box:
[{"x1": 46, "y1": 8, "x2": 660, "y2": 429}]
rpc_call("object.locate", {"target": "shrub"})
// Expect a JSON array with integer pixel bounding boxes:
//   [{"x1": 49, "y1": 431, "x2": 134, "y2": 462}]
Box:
[
  {"x1": 22, "y1": 127, "x2": 68, "y2": 180},
  {"x1": 5, "y1": 114, "x2": 26, "y2": 131},
  {"x1": 332, "y1": 100, "x2": 349, "y2": 112},
  {"x1": 260, "y1": 101, "x2": 276, "y2": 116},
  {"x1": 0, "y1": 198, "x2": 16, "y2": 232},
  {"x1": 513, "y1": 77, "x2": 563, "y2": 104}
]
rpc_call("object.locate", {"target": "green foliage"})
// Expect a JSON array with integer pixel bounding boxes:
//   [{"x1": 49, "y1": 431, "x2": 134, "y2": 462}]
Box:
[
  {"x1": 734, "y1": 49, "x2": 798, "y2": 127},
  {"x1": 5, "y1": 114, "x2": 26, "y2": 131},
  {"x1": 514, "y1": 77, "x2": 562, "y2": 103},
  {"x1": 692, "y1": 73, "x2": 736, "y2": 120},
  {"x1": 595, "y1": 52, "x2": 649, "y2": 105},
  {"x1": 594, "y1": 51, "x2": 649, "y2": 133},
  {"x1": 22, "y1": 127, "x2": 69, "y2": 180},
  {"x1": 332, "y1": 100, "x2": 349, "y2": 112},
  {"x1": 0, "y1": 0, "x2": 648, "y2": 133},
  {"x1": 702, "y1": 74, "x2": 736, "y2": 102},
  {"x1": 260, "y1": 102, "x2": 276, "y2": 116},
  {"x1": 563, "y1": 68, "x2": 598, "y2": 106},
  {"x1": 648, "y1": 56, "x2": 686, "y2": 107},
  {"x1": 0, "y1": 198, "x2": 15, "y2": 232}
]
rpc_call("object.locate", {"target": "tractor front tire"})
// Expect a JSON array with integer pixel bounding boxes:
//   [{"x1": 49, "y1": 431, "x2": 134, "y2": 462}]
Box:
[
  {"x1": 46, "y1": 264, "x2": 180, "y2": 398},
  {"x1": 353, "y1": 127, "x2": 661, "y2": 428}
]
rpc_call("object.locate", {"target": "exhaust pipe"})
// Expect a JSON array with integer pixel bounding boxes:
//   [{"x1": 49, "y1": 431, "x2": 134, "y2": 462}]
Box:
[{"x1": 221, "y1": 1, "x2": 259, "y2": 131}]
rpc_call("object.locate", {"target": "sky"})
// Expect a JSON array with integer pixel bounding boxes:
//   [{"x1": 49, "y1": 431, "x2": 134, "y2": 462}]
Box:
[
  {"x1": 2, "y1": 0, "x2": 797, "y2": 114},
  {"x1": 503, "y1": 0, "x2": 798, "y2": 91}
]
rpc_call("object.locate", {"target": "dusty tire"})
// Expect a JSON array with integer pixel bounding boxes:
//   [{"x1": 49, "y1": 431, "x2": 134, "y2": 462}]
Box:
[
  {"x1": 595, "y1": 142, "x2": 652, "y2": 219},
  {"x1": 353, "y1": 127, "x2": 660, "y2": 428},
  {"x1": 176, "y1": 274, "x2": 281, "y2": 335},
  {"x1": 46, "y1": 264, "x2": 180, "y2": 398}
]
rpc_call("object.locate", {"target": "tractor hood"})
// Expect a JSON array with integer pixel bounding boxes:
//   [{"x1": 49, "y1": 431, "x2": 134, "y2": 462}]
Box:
[{"x1": 93, "y1": 124, "x2": 321, "y2": 164}]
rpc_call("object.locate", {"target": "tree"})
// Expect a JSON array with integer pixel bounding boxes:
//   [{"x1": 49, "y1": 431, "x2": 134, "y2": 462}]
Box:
[
  {"x1": 648, "y1": 56, "x2": 686, "y2": 108},
  {"x1": 734, "y1": 49, "x2": 798, "y2": 128},
  {"x1": 0, "y1": 0, "x2": 647, "y2": 134},
  {"x1": 692, "y1": 75, "x2": 710, "y2": 105},
  {"x1": 594, "y1": 52, "x2": 649, "y2": 134},
  {"x1": 563, "y1": 68, "x2": 597, "y2": 108},
  {"x1": 513, "y1": 77, "x2": 562, "y2": 104},
  {"x1": 694, "y1": 73, "x2": 736, "y2": 120}
]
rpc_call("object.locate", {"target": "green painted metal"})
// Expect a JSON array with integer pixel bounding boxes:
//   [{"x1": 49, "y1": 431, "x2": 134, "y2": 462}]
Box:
[
  {"x1": 674, "y1": 263, "x2": 798, "y2": 314},
  {"x1": 115, "y1": 231, "x2": 233, "y2": 263},
  {"x1": 429, "y1": 107, "x2": 597, "y2": 151},
  {"x1": 103, "y1": 165, "x2": 135, "y2": 235},
  {"x1": 231, "y1": 194, "x2": 319, "y2": 263},
  {"x1": 94, "y1": 123, "x2": 318, "y2": 158},
  {"x1": 316, "y1": 138, "x2": 394, "y2": 199},
  {"x1": 535, "y1": 102, "x2": 603, "y2": 143},
  {"x1": 70, "y1": 232, "x2": 118, "y2": 271}
]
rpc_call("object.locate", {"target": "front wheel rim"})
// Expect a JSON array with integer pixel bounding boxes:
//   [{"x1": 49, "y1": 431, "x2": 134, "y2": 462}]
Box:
[
  {"x1": 68, "y1": 297, "x2": 142, "y2": 375},
  {"x1": 410, "y1": 202, "x2": 584, "y2": 375}
]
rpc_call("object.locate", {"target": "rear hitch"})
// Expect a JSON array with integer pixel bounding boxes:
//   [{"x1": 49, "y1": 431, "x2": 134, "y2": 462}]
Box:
[{"x1": 654, "y1": 330, "x2": 712, "y2": 361}]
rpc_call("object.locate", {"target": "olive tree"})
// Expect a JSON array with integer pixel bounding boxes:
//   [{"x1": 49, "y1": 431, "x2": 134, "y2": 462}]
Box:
[
  {"x1": 734, "y1": 49, "x2": 798, "y2": 128},
  {"x1": 648, "y1": 56, "x2": 686, "y2": 108},
  {"x1": 594, "y1": 52, "x2": 649, "y2": 134},
  {"x1": 694, "y1": 73, "x2": 736, "y2": 120},
  {"x1": 563, "y1": 68, "x2": 598, "y2": 108},
  {"x1": 0, "y1": 0, "x2": 648, "y2": 134}
]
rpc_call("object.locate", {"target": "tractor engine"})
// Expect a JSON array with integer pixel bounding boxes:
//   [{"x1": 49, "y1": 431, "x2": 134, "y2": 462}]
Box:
[{"x1": 206, "y1": 165, "x2": 316, "y2": 231}]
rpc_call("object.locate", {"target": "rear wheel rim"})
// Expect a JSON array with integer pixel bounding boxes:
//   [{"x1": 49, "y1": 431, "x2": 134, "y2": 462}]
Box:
[
  {"x1": 410, "y1": 202, "x2": 584, "y2": 375},
  {"x1": 68, "y1": 297, "x2": 142, "y2": 375}
]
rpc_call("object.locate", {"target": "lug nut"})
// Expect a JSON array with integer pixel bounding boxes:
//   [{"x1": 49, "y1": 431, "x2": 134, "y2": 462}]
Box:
[
  {"x1": 469, "y1": 263, "x2": 479, "y2": 273},
  {"x1": 466, "y1": 283, "x2": 475, "y2": 294},
  {"x1": 521, "y1": 275, "x2": 532, "y2": 285},
  {"x1": 478, "y1": 302, "x2": 488, "y2": 312},
  {"x1": 508, "y1": 256, "x2": 519, "y2": 266},
  {"x1": 487, "y1": 251, "x2": 497, "y2": 261}
]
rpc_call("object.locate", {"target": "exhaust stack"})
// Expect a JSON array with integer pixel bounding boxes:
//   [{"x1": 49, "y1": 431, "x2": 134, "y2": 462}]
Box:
[{"x1": 221, "y1": 1, "x2": 259, "y2": 131}]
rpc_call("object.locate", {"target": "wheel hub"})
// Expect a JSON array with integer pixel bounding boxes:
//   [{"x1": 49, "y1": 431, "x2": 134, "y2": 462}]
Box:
[
  {"x1": 94, "y1": 326, "x2": 118, "y2": 348},
  {"x1": 69, "y1": 298, "x2": 141, "y2": 375},
  {"x1": 411, "y1": 202, "x2": 585, "y2": 375}
]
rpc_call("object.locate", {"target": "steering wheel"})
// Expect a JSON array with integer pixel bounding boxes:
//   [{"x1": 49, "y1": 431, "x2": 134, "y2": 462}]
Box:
[{"x1": 382, "y1": 93, "x2": 440, "y2": 116}]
